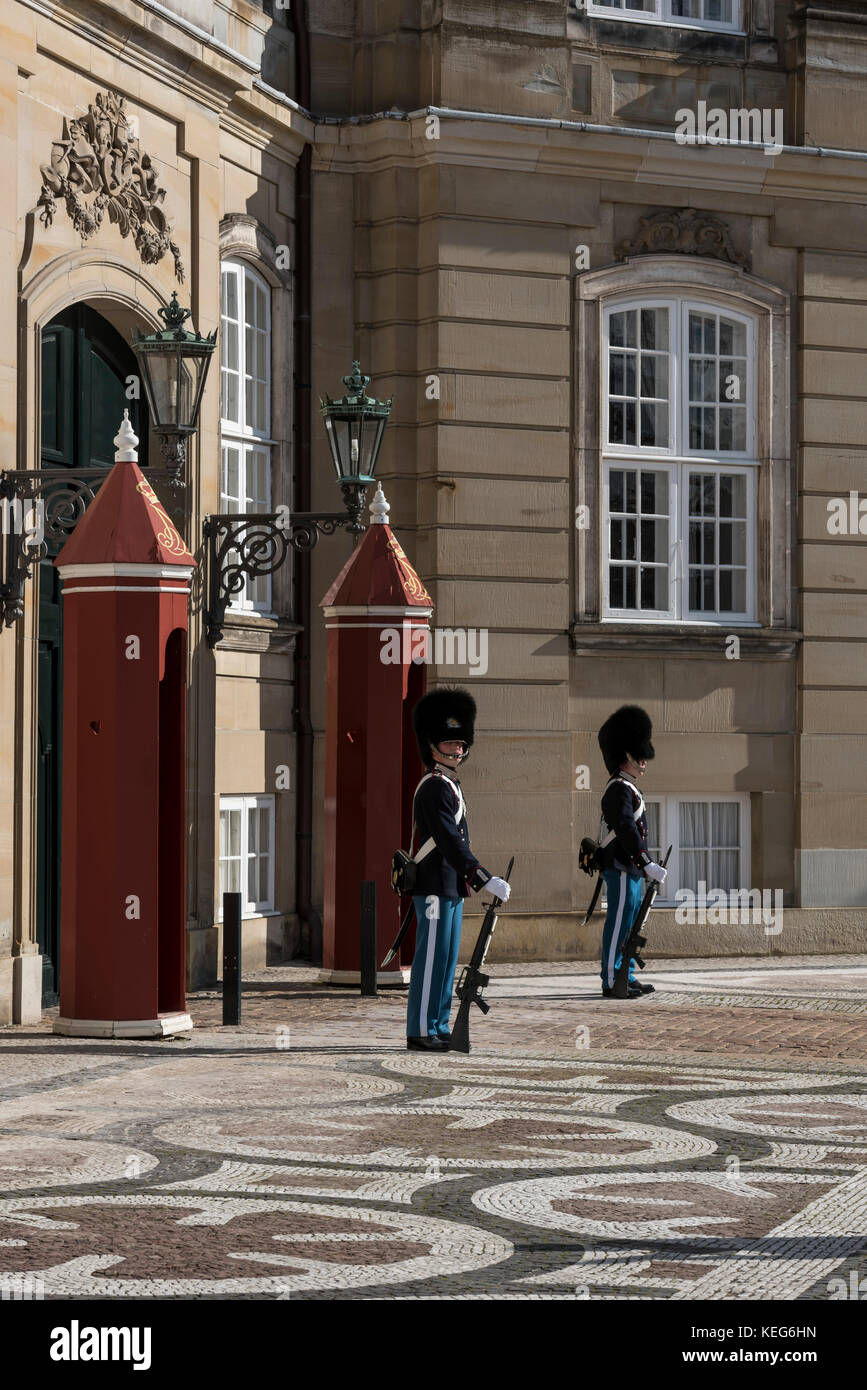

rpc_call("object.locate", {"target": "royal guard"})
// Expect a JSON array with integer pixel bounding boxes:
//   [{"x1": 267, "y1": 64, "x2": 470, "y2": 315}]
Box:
[
  {"x1": 404, "y1": 689, "x2": 511, "y2": 1050},
  {"x1": 597, "y1": 706, "x2": 667, "y2": 999}
]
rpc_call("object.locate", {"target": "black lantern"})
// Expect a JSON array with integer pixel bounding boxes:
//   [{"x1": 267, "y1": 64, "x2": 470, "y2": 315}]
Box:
[
  {"x1": 319, "y1": 362, "x2": 392, "y2": 524},
  {"x1": 131, "y1": 292, "x2": 217, "y2": 486},
  {"x1": 202, "y1": 360, "x2": 393, "y2": 646}
]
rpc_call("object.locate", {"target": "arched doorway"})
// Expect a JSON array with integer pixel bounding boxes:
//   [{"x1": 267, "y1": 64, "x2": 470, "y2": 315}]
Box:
[{"x1": 37, "y1": 303, "x2": 148, "y2": 1003}]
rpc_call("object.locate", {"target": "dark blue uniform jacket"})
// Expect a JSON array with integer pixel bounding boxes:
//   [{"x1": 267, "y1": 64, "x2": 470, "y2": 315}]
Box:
[
  {"x1": 598, "y1": 774, "x2": 652, "y2": 879},
  {"x1": 412, "y1": 767, "x2": 491, "y2": 898}
]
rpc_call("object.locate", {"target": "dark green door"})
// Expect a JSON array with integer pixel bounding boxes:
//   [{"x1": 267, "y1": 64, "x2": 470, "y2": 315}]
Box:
[{"x1": 37, "y1": 304, "x2": 148, "y2": 1003}]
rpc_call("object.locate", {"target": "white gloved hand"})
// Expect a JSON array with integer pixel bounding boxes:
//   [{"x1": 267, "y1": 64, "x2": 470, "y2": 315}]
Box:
[
  {"x1": 485, "y1": 876, "x2": 511, "y2": 902},
  {"x1": 644, "y1": 861, "x2": 667, "y2": 886}
]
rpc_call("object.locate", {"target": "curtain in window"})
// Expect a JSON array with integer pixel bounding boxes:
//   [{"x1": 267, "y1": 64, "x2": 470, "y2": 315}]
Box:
[{"x1": 679, "y1": 800, "x2": 740, "y2": 894}]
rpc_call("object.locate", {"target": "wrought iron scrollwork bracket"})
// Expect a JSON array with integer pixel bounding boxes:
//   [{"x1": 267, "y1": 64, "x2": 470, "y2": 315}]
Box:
[
  {"x1": 0, "y1": 467, "x2": 178, "y2": 628},
  {"x1": 203, "y1": 510, "x2": 358, "y2": 649}
]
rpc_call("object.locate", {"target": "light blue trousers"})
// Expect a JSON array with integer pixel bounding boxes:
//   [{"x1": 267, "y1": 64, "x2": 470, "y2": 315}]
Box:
[
  {"x1": 407, "y1": 895, "x2": 464, "y2": 1037},
  {"x1": 600, "y1": 869, "x2": 642, "y2": 990}
]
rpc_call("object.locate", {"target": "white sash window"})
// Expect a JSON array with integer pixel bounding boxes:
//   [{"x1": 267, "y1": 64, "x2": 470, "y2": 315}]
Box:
[
  {"x1": 643, "y1": 795, "x2": 749, "y2": 904},
  {"x1": 219, "y1": 796, "x2": 275, "y2": 917},
  {"x1": 220, "y1": 259, "x2": 273, "y2": 612},
  {"x1": 603, "y1": 298, "x2": 757, "y2": 623}
]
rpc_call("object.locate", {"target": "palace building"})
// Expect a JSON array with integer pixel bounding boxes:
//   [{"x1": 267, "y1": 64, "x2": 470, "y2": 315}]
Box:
[{"x1": 1, "y1": 0, "x2": 865, "y2": 1022}]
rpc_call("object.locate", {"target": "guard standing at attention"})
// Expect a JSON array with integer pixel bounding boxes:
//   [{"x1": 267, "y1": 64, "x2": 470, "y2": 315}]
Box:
[
  {"x1": 406, "y1": 689, "x2": 511, "y2": 1051},
  {"x1": 597, "y1": 705, "x2": 667, "y2": 999}
]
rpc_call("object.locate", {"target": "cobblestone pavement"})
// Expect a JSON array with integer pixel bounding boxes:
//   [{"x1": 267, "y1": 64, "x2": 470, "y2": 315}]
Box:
[{"x1": 0, "y1": 955, "x2": 865, "y2": 1301}]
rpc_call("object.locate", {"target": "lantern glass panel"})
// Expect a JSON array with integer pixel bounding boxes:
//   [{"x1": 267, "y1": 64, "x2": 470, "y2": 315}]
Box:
[
  {"x1": 350, "y1": 421, "x2": 364, "y2": 477},
  {"x1": 334, "y1": 419, "x2": 355, "y2": 482},
  {"x1": 175, "y1": 357, "x2": 193, "y2": 427},
  {"x1": 360, "y1": 415, "x2": 386, "y2": 480},
  {"x1": 141, "y1": 353, "x2": 176, "y2": 428},
  {"x1": 323, "y1": 417, "x2": 342, "y2": 480},
  {"x1": 184, "y1": 356, "x2": 207, "y2": 430}
]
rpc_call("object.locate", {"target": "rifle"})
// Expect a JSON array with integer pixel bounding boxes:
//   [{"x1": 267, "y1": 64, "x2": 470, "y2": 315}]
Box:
[
  {"x1": 449, "y1": 857, "x2": 514, "y2": 1054},
  {"x1": 610, "y1": 845, "x2": 672, "y2": 999}
]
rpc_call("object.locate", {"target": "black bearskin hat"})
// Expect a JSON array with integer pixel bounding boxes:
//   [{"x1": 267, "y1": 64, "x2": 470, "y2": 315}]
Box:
[
  {"x1": 598, "y1": 705, "x2": 655, "y2": 776},
  {"x1": 412, "y1": 688, "x2": 476, "y2": 765}
]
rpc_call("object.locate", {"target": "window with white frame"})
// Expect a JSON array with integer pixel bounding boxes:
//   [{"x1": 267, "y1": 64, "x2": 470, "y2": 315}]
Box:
[
  {"x1": 603, "y1": 298, "x2": 756, "y2": 623},
  {"x1": 587, "y1": 0, "x2": 741, "y2": 32},
  {"x1": 220, "y1": 259, "x2": 273, "y2": 611},
  {"x1": 219, "y1": 796, "x2": 275, "y2": 917},
  {"x1": 642, "y1": 794, "x2": 749, "y2": 904}
]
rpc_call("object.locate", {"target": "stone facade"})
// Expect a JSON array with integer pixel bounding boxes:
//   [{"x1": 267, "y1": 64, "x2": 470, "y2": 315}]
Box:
[
  {"x1": 1, "y1": 0, "x2": 865, "y2": 1022},
  {"x1": 0, "y1": 0, "x2": 307, "y2": 1021},
  {"x1": 304, "y1": 0, "x2": 867, "y2": 954}
]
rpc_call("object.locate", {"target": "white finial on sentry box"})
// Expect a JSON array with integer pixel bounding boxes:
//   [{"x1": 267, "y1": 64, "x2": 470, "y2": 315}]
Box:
[
  {"x1": 370, "y1": 482, "x2": 390, "y2": 525},
  {"x1": 114, "y1": 410, "x2": 139, "y2": 463}
]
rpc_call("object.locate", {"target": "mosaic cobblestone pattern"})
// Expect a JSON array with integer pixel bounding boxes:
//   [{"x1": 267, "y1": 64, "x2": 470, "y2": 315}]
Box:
[{"x1": 1, "y1": 1001, "x2": 866, "y2": 1297}]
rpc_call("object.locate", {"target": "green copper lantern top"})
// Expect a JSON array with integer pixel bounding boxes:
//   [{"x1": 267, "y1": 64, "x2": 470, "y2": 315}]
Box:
[
  {"x1": 319, "y1": 361, "x2": 393, "y2": 419},
  {"x1": 132, "y1": 292, "x2": 218, "y2": 351},
  {"x1": 319, "y1": 362, "x2": 393, "y2": 487}
]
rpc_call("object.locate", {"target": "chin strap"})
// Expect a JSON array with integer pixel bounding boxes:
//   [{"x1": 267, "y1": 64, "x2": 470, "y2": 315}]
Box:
[{"x1": 433, "y1": 751, "x2": 468, "y2": 769}]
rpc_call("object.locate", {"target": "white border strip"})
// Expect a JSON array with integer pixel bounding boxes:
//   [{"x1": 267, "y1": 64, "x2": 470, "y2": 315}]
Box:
[
  {"x1": 58, "y1": 564, "x2": 195, "y2": 579},
  {"x1": 322, "y1": 606, "x2": 433, "y2": 618},
  {"x1": 62, "y1": 585, "x2": 190, "y2": 596}
]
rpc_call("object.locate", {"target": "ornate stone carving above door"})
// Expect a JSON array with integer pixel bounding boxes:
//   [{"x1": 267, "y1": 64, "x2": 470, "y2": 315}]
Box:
[
  {"x1": 616, "y1": 208, "x2": 750, "y2": 272},
  {"x1": 36, "y1": 90, "x2": 184, "y2": 281}
]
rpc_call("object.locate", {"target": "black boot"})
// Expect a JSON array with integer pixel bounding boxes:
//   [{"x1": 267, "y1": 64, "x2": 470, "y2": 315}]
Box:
[{"x1": 406, "y1": 1035, "x2": 448, "y2": 1051}]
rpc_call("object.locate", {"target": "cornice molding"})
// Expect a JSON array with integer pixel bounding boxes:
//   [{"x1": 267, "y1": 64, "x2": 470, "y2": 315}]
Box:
[
  {"x1": 17, "y1": 0, "x2": 287, "y2": 119},
  {"x1": 577, "y1": 254, "x2": 790, "y2": 315},
  {"x1": 793, "y1": 4, "x2": 867, "y2": 27},
  {"x1": 311, "y1": 110, "x2": 867, "y2": 200},
  {"x1": 219, "y1": 214, "x2": 291, "y2": 289}
]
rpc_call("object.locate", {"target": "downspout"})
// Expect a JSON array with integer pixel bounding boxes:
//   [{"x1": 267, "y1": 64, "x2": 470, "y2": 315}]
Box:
[{"x1": 292, "y1": 0, "x2": 321, "y2": 962}]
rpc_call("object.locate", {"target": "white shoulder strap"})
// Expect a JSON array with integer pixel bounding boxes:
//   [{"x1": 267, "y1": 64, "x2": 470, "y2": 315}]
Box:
[
  {"x1": 412, "y1": 771, "x2": 464, "y2": 864},
  {"x1": 600, "y1": 776, "x2": 645, "y2": 848}
]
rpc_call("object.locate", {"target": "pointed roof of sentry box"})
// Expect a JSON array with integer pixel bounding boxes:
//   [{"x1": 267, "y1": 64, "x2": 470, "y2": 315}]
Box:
[
  {"x1": 320, "y1": 484, "x2": 432, "y2": 609},
  {"x1": 54, "y1": 413, "x2": 196, "y2": 569}
]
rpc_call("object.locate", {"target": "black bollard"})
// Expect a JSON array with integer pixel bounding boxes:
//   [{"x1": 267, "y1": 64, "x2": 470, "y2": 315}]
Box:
[
  {"x1": 360, "y1": 880, "x2": 377, "y2": 997},
  {"x1": 222, "y1": 892, "x2": 242, "y2": 1025}
]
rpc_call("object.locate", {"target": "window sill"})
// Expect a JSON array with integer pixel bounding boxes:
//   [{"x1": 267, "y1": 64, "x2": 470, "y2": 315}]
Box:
[
  {"x1": 572, "y1": 10, "x2": 747, "y2": 50},
  {"x1": 570, "y1": 622, "x2": 801, "y2": 659},
  {"x1": 217, "y1": 611, "x2": 303, "y2": 654}
]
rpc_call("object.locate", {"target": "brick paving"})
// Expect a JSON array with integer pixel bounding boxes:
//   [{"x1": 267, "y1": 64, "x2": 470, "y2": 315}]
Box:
[{"x1": 0, "y1": 954, "x2": 865, "y2": 1301}]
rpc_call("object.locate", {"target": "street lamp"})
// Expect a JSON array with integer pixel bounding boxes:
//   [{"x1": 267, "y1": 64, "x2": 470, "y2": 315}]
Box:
[
  {"x1": 319, "y1": 361, "x2": 393, "y2": 528},
  {"x1": 131, "y1": 292, "x2": 217, "y2": 487},
  {"x1": 202, "y1": 362, "x2": 392, "y2": 647},
  {"x1": 0, "y1": 302, "x2": 197, "y2": 626}
]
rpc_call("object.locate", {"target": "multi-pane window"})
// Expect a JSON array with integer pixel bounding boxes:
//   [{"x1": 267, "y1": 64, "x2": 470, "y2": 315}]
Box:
[
  {"x1": 603, "y1": 298, "x2": 756, "y2": 623},
  {"x1": 679, "y1": 799, "x2": 741, "y2": 895},
  {"x1": 587, "y1": 0, "x2": 739, "y2": 31},
  {"x1": 688, "y1": 471, "x2": 748, "y2": 615},
  {"x1": 608, "y1": 468, "x2": 669, "y2": 612},
  {"x1": 221, "y1": 442, "x2": 271, "y2": 609},
  {"x1": 640, "y1": 796, "x2": 748, "y2": 903},
  {"x1": 219, "y1": 796, "x2": 275, "y2": 916},
  {"x1": 688, "y1": 312, "x2": 748, "y2": 453},
  {"x1": 220, "y1": 259, "x2": 272, "y2": 612},
  {"x1": 644, "y1": 801, "x2": 662, "y2": 866},
  {"x1": 608, "y1": 307, "x2": 669, "y2": 449}
]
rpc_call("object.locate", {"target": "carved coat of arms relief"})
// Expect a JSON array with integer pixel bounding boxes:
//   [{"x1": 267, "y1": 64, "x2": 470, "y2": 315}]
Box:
[{"x1": 36, "y1": 89, "x2": 184, "y2": 281}]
